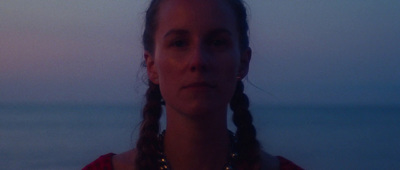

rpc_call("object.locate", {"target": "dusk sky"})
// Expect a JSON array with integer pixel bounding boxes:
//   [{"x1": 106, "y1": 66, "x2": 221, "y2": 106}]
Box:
[{"x1": 1, "y1": 0, "x2": 399, "y2": 105}]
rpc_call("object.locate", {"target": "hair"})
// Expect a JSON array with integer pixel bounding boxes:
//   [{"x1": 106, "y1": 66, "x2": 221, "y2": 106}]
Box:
[{"x1": 135, "y1": 0, "x2": 260, "y2": 169}]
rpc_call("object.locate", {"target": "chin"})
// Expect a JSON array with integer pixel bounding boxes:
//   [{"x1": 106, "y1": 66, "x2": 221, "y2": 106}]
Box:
[{"x1": 183, "y1": 100, "x2": 226, "y2": 116}]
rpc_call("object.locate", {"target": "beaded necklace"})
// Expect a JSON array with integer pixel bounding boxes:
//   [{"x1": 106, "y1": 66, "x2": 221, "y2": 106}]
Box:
[{"x1": 157, "y1": 130, "x2": 239, "y2": 170}]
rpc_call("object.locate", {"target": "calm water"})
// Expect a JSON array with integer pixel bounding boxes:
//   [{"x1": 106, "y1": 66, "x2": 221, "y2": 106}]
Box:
[{"x1": 1, "y1": 104, "x2": 399, "y2": 170}]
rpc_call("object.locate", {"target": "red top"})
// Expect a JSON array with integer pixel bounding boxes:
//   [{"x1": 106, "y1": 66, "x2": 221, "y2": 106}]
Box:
[
  {"x1": 83, "y1": 153, "x2": 115, "y2": 170},
  {"x1": 83, "y1": 153, "x2": 303, "y2": 170}
]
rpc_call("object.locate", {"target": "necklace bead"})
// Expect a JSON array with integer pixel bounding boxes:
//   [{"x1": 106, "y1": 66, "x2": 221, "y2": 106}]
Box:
[{"x1": 157, "y1": 130, "x2": 238, "y2": 170}]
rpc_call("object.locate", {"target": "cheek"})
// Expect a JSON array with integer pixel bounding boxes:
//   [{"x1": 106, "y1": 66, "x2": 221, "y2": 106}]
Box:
[
  {"x1": 154, "y1": 52, "x2": 172, "y2": 78},
  {"x1": 218, "y1": 53, "x2": 241, "y2": 78},
  {"x1": 216, "y1": 53, "x2": 240, "y2": 97},
  {"x1": 154, "y1": 55, "x2": 182, "y2": 97},
  {"x1": 156, "y1": 58, "x2": 182, "y2": 83}
]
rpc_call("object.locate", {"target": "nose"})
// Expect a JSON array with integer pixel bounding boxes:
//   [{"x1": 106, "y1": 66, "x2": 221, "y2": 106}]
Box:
[{"x1": 189, "y1": 44, "x2": 209, "y2": 72}]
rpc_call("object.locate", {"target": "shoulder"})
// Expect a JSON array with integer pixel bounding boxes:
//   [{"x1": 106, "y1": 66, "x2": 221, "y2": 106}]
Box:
[
  {"x1": 82, "y1": 150, "x2": 137, "y2": 170},
  {"x1": 276, "y1": 156, "x2": 304, "y2": 170},
  {"x1": 112, "y1": 149, "x2": 137, "y2": 170},
  {"x1": 83, "y1": 153, "x2": 116, "y2": 170},
  {"x1": 259, "y1": 151, "x2": 303, "y2": 170},
  {"x1": 259, "y1": 151, "x2": 279, "y2": 170}
]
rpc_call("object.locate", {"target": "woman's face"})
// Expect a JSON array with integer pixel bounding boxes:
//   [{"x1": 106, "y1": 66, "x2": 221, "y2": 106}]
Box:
[{"x1": 146, "y1": 0, "x2": 251, "y2": 116}]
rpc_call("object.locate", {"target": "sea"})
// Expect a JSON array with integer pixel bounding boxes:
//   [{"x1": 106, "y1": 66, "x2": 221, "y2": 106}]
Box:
[{"x1": 1, "y1": 104, "x2": 399, "y2": 170}]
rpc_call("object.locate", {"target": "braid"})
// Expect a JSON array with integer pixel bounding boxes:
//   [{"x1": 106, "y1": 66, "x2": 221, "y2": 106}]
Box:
[
  {"x1": 135, "y1": 81, "x2": 163, "y2": 170},
  {"x1": 230, "y1": 81, "x2": 261, "y2": 169}
]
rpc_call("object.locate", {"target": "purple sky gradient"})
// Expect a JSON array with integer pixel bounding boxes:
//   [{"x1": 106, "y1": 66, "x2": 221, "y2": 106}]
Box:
[{"x1": 1, "y1": 0, "x2": 399, "y2": 105}]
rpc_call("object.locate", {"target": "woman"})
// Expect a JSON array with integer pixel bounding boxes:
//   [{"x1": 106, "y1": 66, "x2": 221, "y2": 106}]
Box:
[{"x1": 84, "y1": 0, "x2": 302, "y2": 169}]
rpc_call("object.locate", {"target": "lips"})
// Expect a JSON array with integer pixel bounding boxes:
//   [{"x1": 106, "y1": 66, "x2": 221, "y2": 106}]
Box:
[{"x1": 182, "y1": 82, "x2": 216, "y2": 89}]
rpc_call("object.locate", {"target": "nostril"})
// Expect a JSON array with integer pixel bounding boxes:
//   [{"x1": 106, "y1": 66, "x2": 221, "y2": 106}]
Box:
[
  {"x1": 190, "y1": 66, "x2": 196, "y2": 72},
  {"x1": 190, "y1": 65, "x2": 206, "y2": 72}
]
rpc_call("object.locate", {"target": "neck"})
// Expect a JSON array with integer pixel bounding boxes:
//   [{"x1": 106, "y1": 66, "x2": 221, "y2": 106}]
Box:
[{"x1": 163, "y1": 105, "x2": 230, "y2": 170}]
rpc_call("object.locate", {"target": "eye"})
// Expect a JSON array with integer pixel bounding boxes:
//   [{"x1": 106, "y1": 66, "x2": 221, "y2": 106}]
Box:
[
  {"x1": 208, "y1": 37, "x2": 231, "y2": 48},
  {"x1": 170, "y1": 40, "x2": 187, "y2": 47},
  {"x1": 211, "y1": 39, "x2": 226, "y2": 46}
]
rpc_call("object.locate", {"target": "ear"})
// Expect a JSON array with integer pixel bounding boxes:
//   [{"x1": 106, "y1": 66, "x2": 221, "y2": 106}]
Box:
[
  {"x1": 144, "y1": 51, "x2": 159, "y2": 84},
  {"x1": 238, "y1": 47, "x2": 252, "y2": 79}
]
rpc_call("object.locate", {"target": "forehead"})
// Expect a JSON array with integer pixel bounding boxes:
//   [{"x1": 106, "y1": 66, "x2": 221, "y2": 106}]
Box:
[{"x1": 156, "y1": 0, "x2": 237, "y2": 36}]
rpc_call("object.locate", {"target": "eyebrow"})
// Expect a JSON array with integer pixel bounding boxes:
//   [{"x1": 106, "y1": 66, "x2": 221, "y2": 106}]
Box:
[
  {"x1": 163, "y1": 28, "x2": 232, "y2": 38},
  {"x1": 207, "y1": 28, "x2": 232, "y2": 37},
  {"x1": 163, "y1": 29, "x2": 189, "y2": 38}
]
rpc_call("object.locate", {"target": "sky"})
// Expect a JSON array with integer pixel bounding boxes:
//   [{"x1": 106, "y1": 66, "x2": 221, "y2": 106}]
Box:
[{"x1": 1, "y1": 0, "x2": 399, "y2": 105}]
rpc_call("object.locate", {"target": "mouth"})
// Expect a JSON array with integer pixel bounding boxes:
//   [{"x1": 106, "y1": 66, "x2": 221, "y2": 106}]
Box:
[{"x1": 182, "y1": 82, "x2": 216, "y2": 89}]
